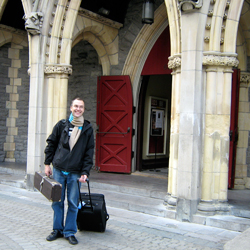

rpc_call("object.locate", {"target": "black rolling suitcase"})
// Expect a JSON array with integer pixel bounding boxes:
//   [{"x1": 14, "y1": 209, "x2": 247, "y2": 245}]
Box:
[{"x1": 77, "y1": 179, "x2": 109, "y2": 232}]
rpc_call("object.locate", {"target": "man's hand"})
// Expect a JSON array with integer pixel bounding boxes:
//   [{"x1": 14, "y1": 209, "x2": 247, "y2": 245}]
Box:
[
  {"x1": 45, "y1": 165, "x2": 52, "y2": 177},
  {"x1": 79, "y1": 175, "x2": 88, "y2": 183}
]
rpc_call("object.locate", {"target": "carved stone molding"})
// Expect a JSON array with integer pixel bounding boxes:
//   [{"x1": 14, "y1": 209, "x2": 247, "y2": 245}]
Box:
[
  {"x1": 168, "y1": 55, "x2": 181, "y2": 69},
  {"x1": 202, "y1": 54, "x2": 239, "y2": 67},
  {"x1": 0, "y1": 24, "x2": 27, "y2": 36},
  {"x1": 178, "y1": 0, "x2": 203, "y2": 12},
  {"x1": 44, "y1": 64, "x2": 73, "y2": 75},
  {"x1": 240, "y1": 72, "x2": 250, "y2": 88},
  {"x1": 78, "y1": 8, "x2": 123, "y2": 29}
]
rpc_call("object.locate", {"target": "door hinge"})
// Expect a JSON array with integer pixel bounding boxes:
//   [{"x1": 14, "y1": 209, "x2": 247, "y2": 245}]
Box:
[
  {"x1": 229, "y1": 130, "x2": 233, "y2": 141},
  {"x1": 131, "y1": 151, "x2": 134, "y2": 159},
  {"x1": 133, "y1": 106, "x2": 136, "y2": 114},
  {"x1": 132, "y1": 128, "x2": 135, "y2": 136}
]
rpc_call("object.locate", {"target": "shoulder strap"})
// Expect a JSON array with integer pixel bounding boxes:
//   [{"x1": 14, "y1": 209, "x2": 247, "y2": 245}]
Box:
[{"x1": 59, "y1": 119, "x2": 67, "y2": 133}]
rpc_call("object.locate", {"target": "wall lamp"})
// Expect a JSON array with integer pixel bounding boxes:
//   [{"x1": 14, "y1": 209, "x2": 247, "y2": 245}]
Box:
[
  {"x1": 142, "y1": 0, "x2": 154, "y2": 25},
  {"x1": 98, "y1": 7, "x2": 110, "y2": 16}
]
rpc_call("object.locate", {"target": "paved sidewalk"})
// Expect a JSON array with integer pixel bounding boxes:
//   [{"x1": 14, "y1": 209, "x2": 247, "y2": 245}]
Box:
[{"x1": 0, "y1": 183, "x2": 241, "y2": 250}]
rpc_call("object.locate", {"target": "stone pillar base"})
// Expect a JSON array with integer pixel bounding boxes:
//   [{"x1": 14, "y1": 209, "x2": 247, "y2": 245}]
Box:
[
  {"x1": 234, "y1": 178, "x2": 246, "y2": 190},
  {"x1": 164, "y1": 193, "x2": 177, "y2": 210},
  {"x1": 164, "y1": 194, "x2": 199, "y2": 222},
  {"x1": 26, "y1": 173, "x2": 35, "y2": 190},
  {"x1": 197, "y1": 200, "x2": 230, "y2": 216},
  {"x1": 245, "y1": 178, "x2": 250, "y2": 189}
]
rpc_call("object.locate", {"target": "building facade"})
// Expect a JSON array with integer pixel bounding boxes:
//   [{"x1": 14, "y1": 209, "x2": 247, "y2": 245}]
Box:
[{"x1": 0, "y1": 0, "x2": 249, "y2": 222}]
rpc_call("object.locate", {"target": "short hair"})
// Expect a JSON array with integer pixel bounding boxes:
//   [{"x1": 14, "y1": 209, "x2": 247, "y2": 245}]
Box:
[{"x1": 71, "y1": 97, "x2": 84, "y2": 106}]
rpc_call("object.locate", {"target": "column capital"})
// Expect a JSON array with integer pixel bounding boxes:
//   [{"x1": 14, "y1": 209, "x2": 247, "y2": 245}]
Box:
[
  {"x1": 202, "y1": 52, "x2": 239, "y2": 68},
  {"x1": 168, "y1": 54, "x2": 181, "y2": 70},
  {"x1": 44, "y1": 64, "x2": 72, "y2": 76}
]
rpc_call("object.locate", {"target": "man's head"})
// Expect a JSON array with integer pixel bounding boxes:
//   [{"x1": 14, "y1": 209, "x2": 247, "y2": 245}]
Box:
[{"x1": 70, "y1": 97, "x2": 85, "y2": 117}]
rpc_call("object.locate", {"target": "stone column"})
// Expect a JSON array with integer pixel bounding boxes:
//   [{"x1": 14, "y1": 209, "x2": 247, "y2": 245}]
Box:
[
  {"x1": 235, "y1": 72, "x2": 250, "y2": 189},
  {"x1": 164, "y1": 1, "x2": 208, "y2": 222},
  {"x1": 198, "y1": 53, "x2": 239, "y2": 215},
  {"x1": 164, "y1": 55, "x2": 181, "y2": 216},
  {"x1": 26, "y1": 35, "x2": 45, "y2": 186},
  {"x1": 44, "y1": 64, "x2": 72, "y2": 134},
  {"x1": 175, "y1": 9, "x2": 207, "y2": 222}
]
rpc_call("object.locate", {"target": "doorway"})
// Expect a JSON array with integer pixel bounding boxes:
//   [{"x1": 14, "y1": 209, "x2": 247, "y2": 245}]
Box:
[{"x1": 136, "y1": 75, "x2": 172, "y2": 172}]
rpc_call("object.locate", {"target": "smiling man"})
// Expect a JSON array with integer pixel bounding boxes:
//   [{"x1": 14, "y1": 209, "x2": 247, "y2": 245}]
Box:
[{"x1": 44, "y1": 97, "x2": 94, "y2": 245}]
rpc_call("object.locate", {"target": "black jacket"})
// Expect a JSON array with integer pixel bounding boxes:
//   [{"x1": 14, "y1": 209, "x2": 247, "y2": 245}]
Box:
[{"x1": 44, "y1": 119, "x2": 94, "y2": 176}]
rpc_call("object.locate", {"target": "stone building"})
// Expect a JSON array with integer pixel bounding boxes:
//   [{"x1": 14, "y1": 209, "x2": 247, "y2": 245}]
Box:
[{"x1": 0, "y1": 0, "x2": 249, "y2": 222}]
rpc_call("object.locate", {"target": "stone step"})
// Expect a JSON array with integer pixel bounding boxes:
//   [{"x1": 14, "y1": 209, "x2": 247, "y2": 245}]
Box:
[
  {"x1": 1, "y1": 166, "x2": 250, "y2": 232},
  {"x1": 83, "y1": 183, "x2": 250, "y2": 233},
  {"x1": 88, "y1": 179, "x2": 167, "y2": 200},
  {"x1": 0, "y1": 173, "x2": 27, "y2": 189},
  {"x1": 81, "y1": 185, "x2": 169, "y2": 218},
  {"x1": 230, "y1": 207, "x2": 250, "y2": 219},
  {"x1": 206, "y1": 215, "x2": 250, "y2": 232}
]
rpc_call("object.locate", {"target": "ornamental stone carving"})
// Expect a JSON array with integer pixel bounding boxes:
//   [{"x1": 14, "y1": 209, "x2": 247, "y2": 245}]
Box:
[
  {"x1": 240, "y1": 72, "x2": 250, "y2": 88},
  {"x1": 23, "y1": 12, "x2": 43, "y2": 35},
  {"x1": 44, "y1": 65, "x2": 73, "y2": 75},
  {"x1": 78, "y1": 8, "x2": 123, "y2": 29},
  {"x1": 202, "y1": 54, "x2": 239, "y2": 67},
  {"x1": 178, "y1": 0, "x2": 203, "y2": 12},
  {"x1": 23, "y1": 0, "x2": 43, "y2": 35},
  {"x1": 168, "y1": 55, "x2": 181, "y2": 69}
]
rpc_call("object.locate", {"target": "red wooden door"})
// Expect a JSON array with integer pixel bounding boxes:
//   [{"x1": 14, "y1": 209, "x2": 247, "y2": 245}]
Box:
[
  {"x1": 96, "y1": 76, "x2": 133, "y2": 173},
  {"x1": 228, "y1": 69, "x2": 240, "y2": 188}
]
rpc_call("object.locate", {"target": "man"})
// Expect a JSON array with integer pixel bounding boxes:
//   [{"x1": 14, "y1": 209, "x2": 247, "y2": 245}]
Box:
[{"x1": 44, "y1": 97, "x2": 94, "y2": 245}]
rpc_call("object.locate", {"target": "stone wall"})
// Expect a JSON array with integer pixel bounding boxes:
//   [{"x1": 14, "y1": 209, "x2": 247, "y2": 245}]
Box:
[
  {"x1": 0, "y1": 44, "x2": 11, "y2": 161},
  {"x1": 14, "y1": 46, "x2": 29, "y2": 162},
  {"x1": 68, "y1": 40, "x2": 102, "y2": 131},
  {"x1": 0, "y1": 0, "x2": 164, "y2": 164},
  {"x1": 111, "y1": 0, "x2": 164, "y2": 75},
  {"x1": 247, "y1": 87, "x2": 250, "y2": 177}
]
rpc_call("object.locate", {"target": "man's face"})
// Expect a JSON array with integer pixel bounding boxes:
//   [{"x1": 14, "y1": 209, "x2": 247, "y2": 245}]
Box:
[{"x1": 70, "y1": 100, "x2": 85, "y2": 117}]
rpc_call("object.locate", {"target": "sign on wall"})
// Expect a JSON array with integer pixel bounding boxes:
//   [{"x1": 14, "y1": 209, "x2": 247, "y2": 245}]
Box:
[{"x1": 147, "y1": 97, "x2": 168, "y2": 155}]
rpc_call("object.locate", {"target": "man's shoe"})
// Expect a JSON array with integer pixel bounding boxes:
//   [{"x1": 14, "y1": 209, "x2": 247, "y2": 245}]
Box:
[
  {"x1": 46, "y1": 230, "x2": 63, "y2": 241},
  {"x1": 66, "y1": 235, "x2": 78, "y2": 245}
]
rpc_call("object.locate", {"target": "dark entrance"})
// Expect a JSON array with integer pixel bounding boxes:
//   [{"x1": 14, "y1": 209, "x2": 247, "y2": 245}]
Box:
[
  {"x1": 136, "y1": 27, "x2": 172, "y2": 172},
  {"x1": 228, "y1": 69, "x2": 240, "y2": 188},
  {"x1": 137, "y1": 75, "x2": 172, "y2": 171}
]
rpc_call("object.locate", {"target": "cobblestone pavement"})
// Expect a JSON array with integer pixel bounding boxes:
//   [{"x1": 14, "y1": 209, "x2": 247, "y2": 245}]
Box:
[{"x1": 0, "y1": 184, "x2": 240, "y2": 250}]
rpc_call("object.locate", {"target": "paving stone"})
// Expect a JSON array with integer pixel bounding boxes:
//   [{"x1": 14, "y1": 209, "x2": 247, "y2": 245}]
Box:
[{"x1": 0, "y1": 180, "x2": 247, "y2": 250}]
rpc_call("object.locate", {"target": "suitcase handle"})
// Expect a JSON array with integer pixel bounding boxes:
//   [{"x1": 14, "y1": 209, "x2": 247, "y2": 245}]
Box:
[
  {"x1": 77, "y1": 178, "x2": 93, "y2": 211},
  {"x1": 40, "y1": 175, "x2": 56, "y2": 192},
  {"x1": 40, "y1": 176, "x2": 50, "y2": 192},
  {"x1": 40, "y1": 178, "x2": 44, "y2": 192}
]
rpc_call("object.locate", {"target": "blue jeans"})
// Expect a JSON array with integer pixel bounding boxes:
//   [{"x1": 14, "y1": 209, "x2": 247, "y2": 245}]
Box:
[{"x1": 52, "y1": 167, "x2": 81, "y2": 237}]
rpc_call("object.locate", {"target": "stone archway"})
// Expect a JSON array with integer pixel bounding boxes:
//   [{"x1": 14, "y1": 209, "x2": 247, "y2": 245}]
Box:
[
  {"x1": 121, "y1": 2, "x2": 180, "y2": 172},
  {"x1": 71, "y1": 9, "x2": 122, "y2": 76}
]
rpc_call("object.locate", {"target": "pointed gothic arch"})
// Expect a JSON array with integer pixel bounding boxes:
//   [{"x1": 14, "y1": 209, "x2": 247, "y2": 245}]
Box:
[{"x1": 71, "y1": 13, "x2": 121, "y2": 76}]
